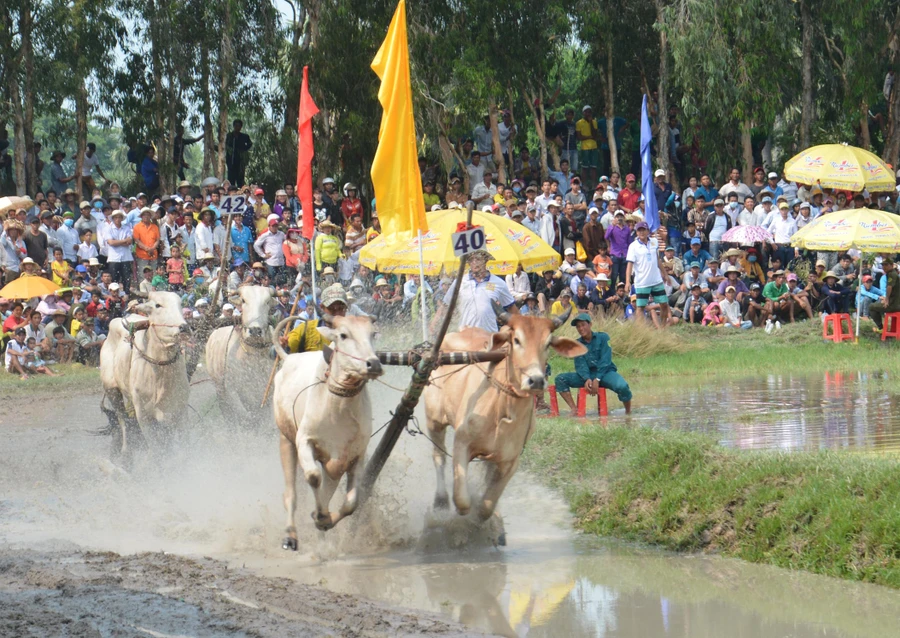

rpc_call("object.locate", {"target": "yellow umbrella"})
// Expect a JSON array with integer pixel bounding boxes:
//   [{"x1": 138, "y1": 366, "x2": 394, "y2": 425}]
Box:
[
  {"x1": 789, "y1": 208, "x2": 900, "y2": 252},
  {"x1": 360, "y1": 209, "x2": 561, "y2": 276},
  {"x1": 783, "y1": 143, "x2": 894, "y2": 192},
  {"x1": 0, "y1": 195, "x2": 34, "y2": 215},
  {"x1": 0, "y1": 274, "x2": 60, "y2": 299}
]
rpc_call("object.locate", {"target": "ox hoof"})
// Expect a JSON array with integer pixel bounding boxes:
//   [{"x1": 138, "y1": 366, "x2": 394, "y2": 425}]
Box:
[
  {"x1": 282, "y1": 537, "x2": 298, "y2": 551},
  {"x1": 497, "y1": 532, "x2": 507, "y2": 547},
  {"x1": 311, "y1": 512, "x2": 335, "y2": 531},
  {"x1": 433, "y1": 494, "x2": 450, "y2": 510}
]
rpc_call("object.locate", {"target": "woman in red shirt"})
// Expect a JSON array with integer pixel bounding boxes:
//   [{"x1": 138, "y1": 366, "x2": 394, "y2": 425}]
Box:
[
  {"x1": 282, "y1": 228, "x2": 309, "y2": 275},
  {"x1": 3, "y1": 302, "x2": 27, "y2": 334},
  {"x1": 340, "y1": 183, "x2": 363, "y2": 230}
]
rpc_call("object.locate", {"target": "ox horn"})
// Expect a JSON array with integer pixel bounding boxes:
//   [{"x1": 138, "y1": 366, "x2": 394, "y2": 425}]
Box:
[
  {"x1": 550, "y1": 305, "x2": 572, "y2": 331},
  {"x1": 491, "y1": 300, "x2": 511, "y2": 326},
  {"x1": 272, "y1": 315, "x2": 305, "y2": 360}
]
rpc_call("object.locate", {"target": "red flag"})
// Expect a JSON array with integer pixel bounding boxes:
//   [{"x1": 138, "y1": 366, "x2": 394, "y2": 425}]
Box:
[{"x1": 297, "y1": 66, "x2": 319, "y2": 240}]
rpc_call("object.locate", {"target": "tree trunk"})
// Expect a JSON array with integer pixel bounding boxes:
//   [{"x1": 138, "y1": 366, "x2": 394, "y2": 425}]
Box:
[
  {"x1": 200, "y1": 33, "x2": 214, "y2": 177},
  {"x1": 884, "y1": 72, "x2": 900, "y2": 168},
  {"x1": 605, "y1": 42, "x2": 619, "y2": 176},
  {"x1": 488, "y1": 98, "x2": 507, "y2": 185},
  {"x1": 656, "y1": 0, "x2": 670, "y2": 177},
  {"x1": 216, "y1": 1, "x2": 232, "y2": 181},
  {"x1": 75, "y1": 79, "x2": 88, "y2": 200},
  {"x1": 799, "y1": 0, "x2": 815, "y2": 150},
  {"x1": 8, "y1": 77, "x2": 27, "y2": 197},
  {"x1": 20, "y1": 1, "x2": 36, "y2": 197},
  {"x1": 859, "y1": 101, "x2": 871, "y2": 150},
  {"x1": 523, "y1": 86, "x2": 549, "y2": 182},
  {"x1": 740, "y1": 120, "x2": 753, "y2": 185}
]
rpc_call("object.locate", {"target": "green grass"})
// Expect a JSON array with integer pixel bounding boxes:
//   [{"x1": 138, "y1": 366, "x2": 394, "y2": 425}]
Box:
[
  {"x1": 550, "y1": 319, "x2": 900, "y2": 379},
  {"x1": 523, "y1": 422, "x2": 900, "y2": 589},
  {"x1": 0, "y1": 363, "x2": 100, "y2": 400}
]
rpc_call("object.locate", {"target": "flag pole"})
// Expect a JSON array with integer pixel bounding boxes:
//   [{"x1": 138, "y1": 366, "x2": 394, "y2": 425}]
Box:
[
  {"x1": 310, "y1": 235, "x2": 318, "y2": 307},
  {"x1": 417, "y1": 229, "x2": 427, "y2": 341}
]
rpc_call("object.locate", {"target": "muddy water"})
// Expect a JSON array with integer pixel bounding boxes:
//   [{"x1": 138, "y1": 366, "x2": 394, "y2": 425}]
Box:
[
  {"x1": 629, "y1": 371, "x2": 900, "y2": 452},
  {"x1": 1, "y1": 370, "x2": 899, "y2": 637}
]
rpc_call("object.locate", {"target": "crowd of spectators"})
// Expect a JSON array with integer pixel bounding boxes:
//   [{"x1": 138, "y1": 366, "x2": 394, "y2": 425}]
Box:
[{"x1": 3, "y1": 110, "x2": 900, "y2": 378}]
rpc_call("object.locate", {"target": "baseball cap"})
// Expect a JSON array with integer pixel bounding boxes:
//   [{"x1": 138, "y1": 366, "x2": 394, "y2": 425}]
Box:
[
  {"x1": 254, "y1": 188, "x2": 264, "y2": 196},
  {"x1": 564, "y1": 247, "x2": 576, "y2": 256},
  {"x1": 625, "y1": 173, "x2": 636, "y2": 182},
  {"x1": 222, "y1": 303, "x2": 234, "y2": 311},
  {"x1": 800, "y1": 202, "x2": 811, "y2": 209},
  {"x1": 511, "y1": 209, "x2": 524, "y2": 218},
  {"x1": 690, "y1": 237, "x2": 701, "y2": 245},
  {"x1": 725, "y1": 285, "x2": 736, "y2": 293},
  {"x1": 778, "y1": 202, "x2": 789, "y2": 209},
  {"x1": 787, "y1": 273, "x2": 798, "y2": 281},
  {"x1": 815, "y1": 259, "x2": 826, "y2": 268},
  {"x1": 570, "y1": 312, "x2": 592, "y2": 326},
  {"x1": 862, "y1": 274, "x2": 874, "y2": 283},
  {"x1": 750, "y1": 283, "x2": 761, "y2": 290},
  {"x1": 761, "y1": 196, "x2": 773, "y2": 203},
  {"x1": 582, "y1": 105, "x2": 592, "y2": 112},
  {"x1": 192, "y1": 268, "x2": 204, "y2": 276},
  {"x1": 266, "y1": 214, "x2": 280, "y2": 224},
  {"x1": 767, "y1": 171, "x2": 778, "y2": 179},
  {"x1": 109, "y1": 282, "x2": 120, "y2": 291},
  {"x1": 690, "y1": 261, "x2": 701, "y2": 269},
  {"x1": 635, "y1": 221, "x2": 649, "y2": 231},
  {"x1": 654, "y1": 168, "x2": 666, "y2": 177},
  {"x1": 714, "y1": 198, "x2": 725, "y2": 206},
  {"x1": 599, "y1": 175, "x2": 609, "y2": 182}
]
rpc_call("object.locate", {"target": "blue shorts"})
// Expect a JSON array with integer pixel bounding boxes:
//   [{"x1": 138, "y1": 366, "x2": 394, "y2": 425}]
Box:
[{"x1": 635, "y1": 284, "x2": 668, "y2": 308}]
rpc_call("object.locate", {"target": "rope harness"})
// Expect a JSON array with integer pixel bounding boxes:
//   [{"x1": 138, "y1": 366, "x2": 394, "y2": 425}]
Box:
[{"x1": 127, "y1": 322, "x2": 181, "y2": 367}]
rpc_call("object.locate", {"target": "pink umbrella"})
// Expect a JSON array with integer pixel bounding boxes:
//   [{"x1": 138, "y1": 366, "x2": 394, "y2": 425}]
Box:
[{"x1": 721, "y1": 225, "x2": 772, "y2": 244}]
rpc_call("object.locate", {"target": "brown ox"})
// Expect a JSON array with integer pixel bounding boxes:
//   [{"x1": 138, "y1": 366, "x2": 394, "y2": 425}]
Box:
[{"x1": 422, "y1": 307, "x2": 585, "y2": 524}]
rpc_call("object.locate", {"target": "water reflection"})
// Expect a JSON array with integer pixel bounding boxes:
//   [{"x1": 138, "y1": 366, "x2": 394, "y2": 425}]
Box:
[{"x1": 631, "y1": 371, "x2": 900, "y2": 452}]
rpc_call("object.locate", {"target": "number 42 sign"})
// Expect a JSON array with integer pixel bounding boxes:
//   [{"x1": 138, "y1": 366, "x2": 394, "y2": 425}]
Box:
[
  {"x1": 451, "y1": 226, "x2": 486, "y2": 257},
  {"x1": 219, "y1": 195, "x2": 249, "y2": 216}
]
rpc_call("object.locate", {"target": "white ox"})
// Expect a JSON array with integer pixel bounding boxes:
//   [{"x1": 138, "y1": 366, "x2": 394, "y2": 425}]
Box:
[
  {"x1": 423, "y1": 308, "x2": 584, "y2": 527},
  {"x1": 205, "y1": 285, "x2": 275, "y2": 427},
  {"x1": 99, "y1": 291, "x2": 190, "y2": 462},
  {"x1": 272, "y1": 313, "x2": 383, "y2": 549}
]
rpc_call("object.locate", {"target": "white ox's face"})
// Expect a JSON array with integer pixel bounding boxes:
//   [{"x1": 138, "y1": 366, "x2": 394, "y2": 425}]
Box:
[
  {"x1": 238, "y1": 285, "x2": 274, "y2": 345},
  {"x1": 318, "y1": 316, "x2": 383, "y2": 381},
  {"x1": 138, "y1": 291, "x2": 187, "y2": 347}
]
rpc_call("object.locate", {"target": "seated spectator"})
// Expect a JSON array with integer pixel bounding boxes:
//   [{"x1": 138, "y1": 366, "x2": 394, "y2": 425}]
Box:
[
  {"x1": 787, "y1": 272, "x2": 814, "y2": 320},
  {"x1": 821, "y1": 270, "x2": 850, "y2": 315},
  {"x1": 535, "y1": 269, "x2": 564, "y2": 313},
  {"x1": 520, "y1": 292, "x2": 540, "y2": 316},
  {"x1": 720, "y1": 285, "x2": 751, "y2": 329},
  {"x1": 762, "y1": 269, "x2": 793, "y2": 331},
  {"x1": 682, "y1": 237, "x2": 711, "y2": 271},
  {"x1": 685, "y1": 284, "x2": 707, "y2": 324},
  {"x1": 743, "y1": 282, "x2": 769, "y2": 327},
  {"x1": 6, "y1": 328, "x2": 31, "y2": 379},
  {"x1": 716, "y1": 266, "x2": 748, "y2": 302},
  {"x1": 49, "y1": 325, "x2": 76, "y2": 364},
  {"x1": 574, "y1": 283, "x2": 593, "y2": 311},
  {"x1": 551, "y1": 287, "x2": 576, "y2": 316},
  {"x1": 857, "y1": 274, "x2": 883, "y2": 318},
  {"x1": 701, "y1": 301, "x2": 725, "y2": 327},
  {"x1": 554, "y1": 313, "x2": 632, "y2": 415},
  {"x1": 139, "y1": 266, "x2": 155, "y2": 295}
]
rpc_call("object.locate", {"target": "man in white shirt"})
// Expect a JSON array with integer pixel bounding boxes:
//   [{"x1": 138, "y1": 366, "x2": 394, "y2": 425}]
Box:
[
  {"x1": 438, "y1": 249, "x2": 515, "y2": 332},
  {"x1": 505, "y1": 263, "x2": 531, "y2": 303},
  {"x1": 74, "y1": 142, "x2": 106, "y2": 195},
  {"x1": 522, "y1": 204, "x2": 541, "y2": 235},
  {"x1": 497, "y1": 110, "x2": 517, "y2": 164},
  {"x1": 718, "y1": 168, "x2": 753, "y2": 201},
  {"x1": 766, "y1": 201, "x2": 799, "y2": 268},
  {"x1": 471, "y1": 171, "x2": 497, "y2": 207},
  {"x1": 625, "y1": 221, "x2": 670, "y2": 328},
  {"x1": 466, "y1": 152, "x2": 486, "y2": 194},
  {"x1": 105, "y1": 210, "x2": 134, "y2": 292},
  {"x1": 402, "y1": 274, "x2": 433, "y2": 305},
  {"x1": 253, "y1": 214, "x2": 286, "y2": 276},
  {"x1": 534, "y1": 180, "x2": 555, "y2": 217}
]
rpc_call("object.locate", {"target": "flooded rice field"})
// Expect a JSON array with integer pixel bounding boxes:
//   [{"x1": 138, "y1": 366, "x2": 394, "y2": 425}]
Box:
[
  {"x1": 1, "y1": 367, "x2": 899, "y2": 636},
  {"x1": 631, "y1": 371, "x2": 900, "y2": 453}
]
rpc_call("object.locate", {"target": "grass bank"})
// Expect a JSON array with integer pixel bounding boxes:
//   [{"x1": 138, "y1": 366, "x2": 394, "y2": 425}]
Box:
[
  {"x1": 523, "y1": 421, "x2": 900, "y2": 589},
  {"x1": 0, "y1": 363, "x2": 100, "y2": 401},
  {"x1": 549, "y1": 317, "x2": 900, "y2": 379}
]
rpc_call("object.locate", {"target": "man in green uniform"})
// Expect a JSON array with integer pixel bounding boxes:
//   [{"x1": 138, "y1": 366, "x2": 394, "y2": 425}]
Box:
[
  {"x1": 870, "y1": 258, "x2": 900, "y2": 332},
  {"x1": 555, "y1": 312, "x2": 632, "y2": 415}
]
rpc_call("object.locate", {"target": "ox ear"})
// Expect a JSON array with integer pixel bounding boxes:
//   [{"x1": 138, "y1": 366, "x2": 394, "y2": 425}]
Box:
[
  {"x1": 549, "y1": 335, "x2": 588, "y2": 358},
  {"x1": 322, "y1": 345, "x2": 333, "y2": 364},
  {"x1": 135, "y1": 302, "x2": 155, "y2": 316},
  {"x1": 489, "y1": 326, "x2": 512, "y2": 351}
]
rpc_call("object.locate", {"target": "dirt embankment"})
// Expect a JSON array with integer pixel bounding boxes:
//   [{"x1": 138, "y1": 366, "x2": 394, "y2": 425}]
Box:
[{"x1": 0, "y1": 549, "x2": 485, "y2": 638}]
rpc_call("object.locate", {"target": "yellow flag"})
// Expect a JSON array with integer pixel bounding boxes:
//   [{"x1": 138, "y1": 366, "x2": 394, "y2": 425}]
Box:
[{"x1": 370, "y1": 0, "x2": 428, "y2": 238}]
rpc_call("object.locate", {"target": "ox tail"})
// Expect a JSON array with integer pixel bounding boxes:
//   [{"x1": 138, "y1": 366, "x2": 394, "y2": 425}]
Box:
[{"x1": 273, "y1": 315, "x2": 304, "y2": 361}]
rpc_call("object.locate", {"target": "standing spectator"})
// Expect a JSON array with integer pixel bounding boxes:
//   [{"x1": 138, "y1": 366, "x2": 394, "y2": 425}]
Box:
[
  {"x1": 49, "y1": 150, "x2": 73, "y2": 195},
  {"x1": 473, "y1": 115, "x2": 495, "y2": 167},
  {"x1": 133, "y1": 207, "x2": 161, "y2": 276},
  {"x1": 140, "y1": 146, "x2": 160, "y2": 192},
  {"x1": 616, "y1": 174, "x2": 641, "y2": 214},
  {"x1": 576, "y1": 106, "x2": 600, "y2": 187},
  {"x1": 225, "y1": 119, "x2": 253, "y2": 186},
  {"x1": 73, "y1": 143, "x2": 107, "y2": 196},
  {"x1": 23, "y1": 216, "x2": 49, "y2": 268},
  {"x1": 557, "y1": 108, "x2": 579, "y2": 171},
  {"x1": 497, "y1": 110, "x2": 518, "y2": 167},
  {"x1": 581, "y1": 208, "x2": 605, "y2": 265},
  {"x1": 106, "y1": 210, "x2": 134, "y2": 292},
  {"x1": 166, "y1": 245, "x2": 186, "y2": 291},
  {"x1": 471, "y1": 171, "x2": 497, "y2": 207},
  {"x1": 314, "y1": 220, "x2": 341, "y2": 272},
  {"x1": 765, "y1": 202, "x2": 798, "y2": 269},
  {"x1": 282, "y1": 229, "x2": 308, "y2": 276},
  {"x1": 173, "y1": 125, "x2": 201, "y2": 181},
  {"x1": 605, "y1": 211, "x2": 630, "y2": 288},
  {"x1": 194, "y1": 208, "x2": 216, "y2": 263},
  {"x1": 1, "y1": 220, "x2": 25, "y2": 284},
  {"x1": 625, "y1": 221, "x2": 671, "y2": 328},
  {"x1": 704, "y1": 199, "x2": 733, "y2": 258},
  {"x1": 284, "y1": 183, "x2": 301, "y2": 220},
  {"x1": 719, "y1": 168, "x2": 753, "y2": 201},
  {"x1": 694, "y1": 174, "x2": 719, "y2": 211}
]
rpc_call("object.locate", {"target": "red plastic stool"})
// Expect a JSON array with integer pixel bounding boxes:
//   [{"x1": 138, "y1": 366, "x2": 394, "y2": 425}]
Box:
[
  {"x1": 882, "y1": 312, "x2": 900, "y2": 341},
  {"x1": 823, "y1": 313, "x2": 852, "y2": 343},
  {"x1": 539, "y1": 385, "x2": 560, "y2": 417},
  {"x1": 577, "y1": 387, "x2": 609, "y2": 417}
]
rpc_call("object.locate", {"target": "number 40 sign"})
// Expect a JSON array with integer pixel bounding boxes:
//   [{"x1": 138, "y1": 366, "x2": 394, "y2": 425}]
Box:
[{"x1": 451, "y1": 226, "x2": 486, "y2": 257}]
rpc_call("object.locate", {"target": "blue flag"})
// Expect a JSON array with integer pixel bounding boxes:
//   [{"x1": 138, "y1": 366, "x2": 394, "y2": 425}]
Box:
[{"x1": 640, "y1": 94, "x2": 660, "y2": 232}]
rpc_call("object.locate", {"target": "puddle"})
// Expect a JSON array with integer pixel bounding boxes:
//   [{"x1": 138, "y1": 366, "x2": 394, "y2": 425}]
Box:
[{"x1": 629, "y1": 371, "x2": 900, "y2": 452}]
